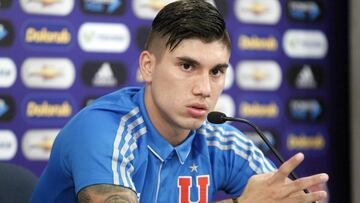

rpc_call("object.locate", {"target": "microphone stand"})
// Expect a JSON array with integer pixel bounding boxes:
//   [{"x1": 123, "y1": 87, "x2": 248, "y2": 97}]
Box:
[{"x1": 222, "y1": 116, "x2": 312, "y2": 196}]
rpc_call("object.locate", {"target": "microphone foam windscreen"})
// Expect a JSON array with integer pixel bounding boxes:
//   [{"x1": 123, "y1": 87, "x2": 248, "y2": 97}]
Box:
[{"x1": 207, "y1": 111, "x2": 227, "y2": 124}]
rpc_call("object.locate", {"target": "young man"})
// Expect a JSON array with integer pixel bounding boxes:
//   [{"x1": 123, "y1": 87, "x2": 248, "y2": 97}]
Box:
[{"x1": 30, "y1": 1, "x2": 328, "y2": 202}]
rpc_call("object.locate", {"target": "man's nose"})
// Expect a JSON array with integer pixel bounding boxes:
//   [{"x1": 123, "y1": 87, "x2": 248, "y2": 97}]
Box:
[{"x1": 192, "y1": 74, "x2": 211, "y2": 97}]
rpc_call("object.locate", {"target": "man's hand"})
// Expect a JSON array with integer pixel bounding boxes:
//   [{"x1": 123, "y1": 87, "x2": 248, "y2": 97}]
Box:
[{"x1": 237, "y1": 153, "x2": 329, "y2": 203}]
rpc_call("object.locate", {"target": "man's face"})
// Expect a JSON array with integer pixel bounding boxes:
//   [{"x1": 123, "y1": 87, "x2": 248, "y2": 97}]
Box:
[{"x1": 142, "y1": 38, "x2": 230, "y2": 134}]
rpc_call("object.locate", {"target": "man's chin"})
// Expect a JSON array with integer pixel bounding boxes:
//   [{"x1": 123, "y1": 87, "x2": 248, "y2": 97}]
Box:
[{"x1": 186, "y1": 117, "x2": 206, "y2": 129}]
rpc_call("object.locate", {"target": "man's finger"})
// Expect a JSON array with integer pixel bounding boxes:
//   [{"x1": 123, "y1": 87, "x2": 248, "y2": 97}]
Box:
[
  {"x1": 289, "y1": 191, "x2": 328, "y2": 203},
  {"x1": 269, "y1": 153, "x2": 304, "y2": 184},
  {"x1": 284, "y1": 173, "x2": 329, "y2": 195}
]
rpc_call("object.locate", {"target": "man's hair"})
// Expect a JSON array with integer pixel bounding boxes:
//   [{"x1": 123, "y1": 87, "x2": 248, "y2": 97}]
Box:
[{"x1": 145, "y1": 0, "x2": 231, "y2": 52}]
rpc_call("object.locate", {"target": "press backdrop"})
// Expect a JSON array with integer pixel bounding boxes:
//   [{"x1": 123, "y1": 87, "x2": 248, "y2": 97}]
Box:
[{"x1": 0, "y1": 0, "x2": 349, "y2": 202}]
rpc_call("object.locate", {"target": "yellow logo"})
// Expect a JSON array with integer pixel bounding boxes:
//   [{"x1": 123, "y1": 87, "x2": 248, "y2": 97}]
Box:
[
  {"x1": 28, "y1": 0, "x2": 62, "y2": 7},
  {"x1": 145, "y1": 0, "x2": 167, "y2": 11},
  {"x1": 25, "y1": 27, "x2": 71, "y2": 44},
  {"x1": 30, "y1": 138, "x2": 54, "y2": 151},
  {"x1": 26, "y1": 101, "x2": 72, "y2": 117},
  {"x1": 240, "y1": 101, "x2": 278, "y2": 118},
  {"x1": 239, "y1": 35, "x2": 278, "y2": 51},
  {"x1": 250, "y1": 68, "x2": 270, "y2": 81},
  {"x1": 287, "y1": 133, "x2": 325, "y2": 150},
  {"x1": 29, "y1": 65, "x2": 63, "y2": 80},
  {"x1": 248, "y1": 3, "x2": 268, "y2": 15}
]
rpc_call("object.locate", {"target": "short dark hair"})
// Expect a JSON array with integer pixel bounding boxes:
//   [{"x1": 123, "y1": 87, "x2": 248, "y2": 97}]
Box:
[{"x1": 145, "y1": 0, "x2": 231, "y2": 51}]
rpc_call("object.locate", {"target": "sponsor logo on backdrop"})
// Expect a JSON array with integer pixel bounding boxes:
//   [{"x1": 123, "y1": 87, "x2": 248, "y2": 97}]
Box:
[
  {"x1": 238, "y1": 95, "x2": 282, "y2": 124},
  {"x1": 81, "y1": 0, "x2": 126, "y2": 15},
  {"x1": 237, "y1": 29, "x2": 280, "y2": 57},
  {"x1": 288, "y1": 133, "x2": 325, "y2": 150},
  {"x1": 224, "y1": 63, "x2": 234, "y2": 90},
  {"x1": 132, "y1": 0, "x2": 176, "y2": 20},
  {"x1": 0, "y1": 0, "x2": 12, "y2": 9},
  {"x1": 23, "y1": 20, "x2": 73, "y2": 49},
  {"x1": 0, "y1": 57, "x2": 16, "y2": 88},
  {"x1": 132, "y1": 0, "x2": 220, "y2": 20},
  {"x1": 78, "y1": 22, "x2": 130, "y2": 53},
  {"x1": 0, "y1": 130, "x2": 17, "y2": 160},
  {"x1": 288, "y1": 98, "x2": 324, "y2": 122},
  {"x1": 132, "y1": 0, "x2": 188, "y2": 20},
  {"x1": 236, "y1": 60, "x2": 281, "y2": 90},
  {"x1": 21, "y1": 57, "x2": 75, "y2": 89},
  {"x1": 234, "y1": 0, "x2": 281, "y2": 24},
  {"x1": 133, "y1": 0, "x2": 217, "y2": 20},
  {"x1": 0, "y1": 19, "x2": 14, "y2": 47},
  {"x1": 22, "y1": 94, "x2": 75, "y2": 124},
  {"x1": 244, "y1": 130, "x2": 278, "y2": 155},
  {"x1": 82, "y1": 61, "x2": 127, "y2": 87},
  {"x1": 283, "y1": 30, "x2": 328, "y2": 58},
  {"x1": 22, "y1": 129, "x2": 59, "y2": 160},
  {"x1": 20, "y1": 0, "x2": 74, "y2": 16},
  {"x1": 214, "y1": 94, "x2": 235, "y2": 118},
  {"x1": 240, "y1": 101, "x2": 279, "y2": 118},
  {"x1": 286, "y1": 0, "x2": 324, "y2": 23},
  {"x1": 239, "y1": 33, "x2": 278, "y2": 51},
  {"x1": 284, "y1": 128, "x2": 328, "y2": 156},
  {"x1": 287, "y1": 64, "x2": 324, "y2": 89},
  {"x1": 0, "y1": 95, "x2": 15, "y2": 122}
]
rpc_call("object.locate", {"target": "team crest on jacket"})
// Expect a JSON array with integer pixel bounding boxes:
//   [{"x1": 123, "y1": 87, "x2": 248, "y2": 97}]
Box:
[{"x1": 177, "y1": 175, "x2": 210, "y2": 203}]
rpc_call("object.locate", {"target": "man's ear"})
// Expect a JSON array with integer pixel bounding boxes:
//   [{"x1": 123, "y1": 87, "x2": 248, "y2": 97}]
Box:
[{"x1": 139, "y1": 50, "x2": 155, "y2": 82}]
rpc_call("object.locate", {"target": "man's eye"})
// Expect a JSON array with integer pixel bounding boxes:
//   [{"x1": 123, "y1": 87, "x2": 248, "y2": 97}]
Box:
[
  {"x1": 181, "y1": 63, "x2": 192, "y2": 70},
  {"x1": 211, "y1": 68, "x2": 223, "y2": 76}
]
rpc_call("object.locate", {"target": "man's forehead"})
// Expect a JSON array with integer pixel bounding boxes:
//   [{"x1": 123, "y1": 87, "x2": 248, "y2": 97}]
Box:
[
  {"x1": 167, "y1": 38, "x2": 229, "y2": 50},
  {"x1": 170, "y1": 39, "x2": 230, "y2": 57}
]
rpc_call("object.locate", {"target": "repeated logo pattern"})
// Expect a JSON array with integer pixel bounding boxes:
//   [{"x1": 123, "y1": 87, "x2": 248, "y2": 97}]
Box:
[{"x1": 0, "y1": 0, "x2": 335, "y2": 195}]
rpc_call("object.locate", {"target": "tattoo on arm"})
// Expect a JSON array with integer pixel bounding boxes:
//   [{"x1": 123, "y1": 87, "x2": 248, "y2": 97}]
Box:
[
  {"x1": 212, "y1": 198, "x2": 238, "y2": 203},
  {"x1": 78, "y1": 184, "x2": 138, "y2": 203},
  {"x1": 78, "y1": 188, "x2": 91, "y2": 202}
]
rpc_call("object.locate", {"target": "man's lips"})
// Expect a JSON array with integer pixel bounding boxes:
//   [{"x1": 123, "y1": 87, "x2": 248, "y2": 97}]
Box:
[{"x1": 186, "y1": 104, "x2": 209, "y2": 117}]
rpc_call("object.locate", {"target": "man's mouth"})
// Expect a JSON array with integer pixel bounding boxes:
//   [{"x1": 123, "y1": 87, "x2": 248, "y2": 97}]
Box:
[{"x1": 186, "y1": 104, "x2": 208, "y2": 117}]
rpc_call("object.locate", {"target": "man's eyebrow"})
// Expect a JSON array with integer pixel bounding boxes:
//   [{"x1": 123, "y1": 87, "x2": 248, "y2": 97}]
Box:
[
  {"x1": 213, "y1": 63, "x2": 229, "y2": 69},
  {"x1": 176, "y1": 56, "x2": 200, "y2": 66},
  {"x1": 176, "y1": 56, "x2": 229, "y2": 69}
]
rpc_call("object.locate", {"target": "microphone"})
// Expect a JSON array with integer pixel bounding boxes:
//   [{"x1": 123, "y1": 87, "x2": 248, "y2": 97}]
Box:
[{"x1": 207, "y1": 111, "x2": 311, "y2": 195}]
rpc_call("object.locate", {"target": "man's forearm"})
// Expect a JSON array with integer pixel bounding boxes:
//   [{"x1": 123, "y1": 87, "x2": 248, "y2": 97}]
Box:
[{"x1": 213, "y1": 198, "x2": 238, "y2": 203}]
